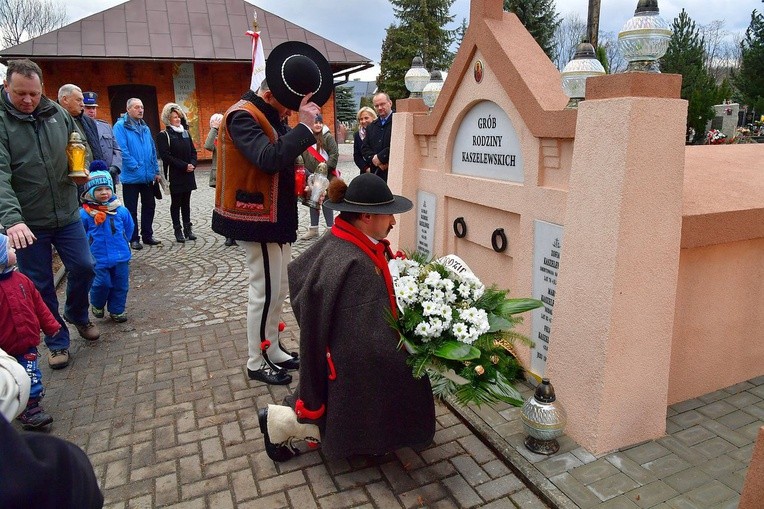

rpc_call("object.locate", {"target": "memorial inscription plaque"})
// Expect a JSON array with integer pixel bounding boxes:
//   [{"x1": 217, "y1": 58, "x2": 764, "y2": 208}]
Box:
[
  {"x1": 451, "y1": 101, "x2": 524, "y2": 182},
  {"x1": 530, "y1": 220, "x2": 563, "y2": 377},
  {"x1": 416, "y1": 191, "x2": 436, "y2": 258}
]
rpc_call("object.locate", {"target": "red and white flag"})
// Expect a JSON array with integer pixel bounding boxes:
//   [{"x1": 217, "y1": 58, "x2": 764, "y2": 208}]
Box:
[{"x1": 246, "y1": 12, "x2": 266, "y2": 92}]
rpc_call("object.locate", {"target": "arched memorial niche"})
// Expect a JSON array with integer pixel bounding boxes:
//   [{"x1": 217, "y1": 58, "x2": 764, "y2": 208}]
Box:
[{"x1": 450, "y1": 100, "x2": 525, "y2": 182}]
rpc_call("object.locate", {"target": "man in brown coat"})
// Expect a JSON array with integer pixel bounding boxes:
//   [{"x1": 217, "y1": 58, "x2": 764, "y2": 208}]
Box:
[{"x1": 258, "y1": 173, "x2": 436, "y2": 461}]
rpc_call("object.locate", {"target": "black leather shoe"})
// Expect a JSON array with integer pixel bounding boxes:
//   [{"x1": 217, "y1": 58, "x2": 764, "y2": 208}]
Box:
[
  {"x1": 224, "y1": 237, "x2": 237, "y2": 247},
  {"x1": 275, "y1": 357, "x2": 300, "y2": 371},
  {"x1": 131, "y1": 241, "x2": 143, "y2": 250},
  {"x1": 143, "y1": 237, "x2": 161, "y2": 246},
  {"x1": 258, "y1": 407, "x2": 297, "y2": 462},
  {"x1": 248, "y1": 367, "x2": 292, "y2": 385}
]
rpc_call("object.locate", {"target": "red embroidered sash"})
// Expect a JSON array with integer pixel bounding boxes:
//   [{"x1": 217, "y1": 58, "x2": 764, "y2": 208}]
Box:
[{"x1": 331, "y1": 217, "x2": 397, "y2": 319}]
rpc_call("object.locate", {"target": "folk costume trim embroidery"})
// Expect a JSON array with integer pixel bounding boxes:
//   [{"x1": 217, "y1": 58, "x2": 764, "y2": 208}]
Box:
[{"x1": 215, "y1": 100, "x2": 280, "y2": 223}]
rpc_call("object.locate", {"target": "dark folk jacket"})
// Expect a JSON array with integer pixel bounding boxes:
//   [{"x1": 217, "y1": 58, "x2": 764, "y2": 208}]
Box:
[
  {"x1": 211, "y1": 91, "x2": 314, "y2": 243},
  {"x1": 288, "y1": 220, "x2": 435, "y2": 459}
]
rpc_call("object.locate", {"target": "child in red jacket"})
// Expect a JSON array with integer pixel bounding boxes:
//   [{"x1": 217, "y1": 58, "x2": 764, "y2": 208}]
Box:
[{"x1": 0, "y1": 233, "x2": 61, "y2": 430}]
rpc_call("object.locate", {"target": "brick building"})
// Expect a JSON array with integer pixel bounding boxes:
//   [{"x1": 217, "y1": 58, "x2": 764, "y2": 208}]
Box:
[{"x1": 0, "y1": 0, "x2": 371, "y2": 158}]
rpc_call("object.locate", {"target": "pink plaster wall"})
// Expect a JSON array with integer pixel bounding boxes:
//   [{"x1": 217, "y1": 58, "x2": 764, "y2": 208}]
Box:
[{"x1": 388, "y1": 0, "x2": 764, "y2": 454}]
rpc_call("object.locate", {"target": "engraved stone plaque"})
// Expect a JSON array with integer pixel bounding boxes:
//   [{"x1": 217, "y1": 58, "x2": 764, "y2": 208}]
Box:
[
  {"x1": 416, "y1": 191, "x2": 436, "y2": 258},
  {"x1": 530, "y1": 220, "x2": 563, "y2": 377}
]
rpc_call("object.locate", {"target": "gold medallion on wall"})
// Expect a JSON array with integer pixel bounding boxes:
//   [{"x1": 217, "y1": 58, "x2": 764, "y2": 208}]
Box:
[{"x1": 474, "y1": 60, "x2": 484, "y2": 83}]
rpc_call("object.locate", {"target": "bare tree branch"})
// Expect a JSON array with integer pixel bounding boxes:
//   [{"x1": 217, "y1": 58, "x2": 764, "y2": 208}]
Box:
[
  {"x1": 553, "y1": 12, "x2": 586, "y2": 70},
  {"x1": 0, "y1": 0, "x2": 68, "y2": 49}
]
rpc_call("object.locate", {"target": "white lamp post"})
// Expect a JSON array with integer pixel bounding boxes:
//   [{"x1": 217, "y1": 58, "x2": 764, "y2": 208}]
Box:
[
  {"x1": 404, "y1": 56, "x2": 430, "y2": 98},
  {"x1": 618, "y1": 0, "x2": 672, "y2": 73},
  {"x1": 560, "y1": 41, "x2": 606, "y2": 109},
  {"x1": 422, "y1": 70, "x2": 444, "y2": 109}
]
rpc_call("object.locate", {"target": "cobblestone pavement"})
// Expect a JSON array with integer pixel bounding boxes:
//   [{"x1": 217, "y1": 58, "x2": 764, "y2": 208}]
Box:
[
  {"x1": 33, "y1": 144, "x2": 550, "y2": 508},
  {"x1": 27, "y1": 143, "x2": 762, "y2": 508}
]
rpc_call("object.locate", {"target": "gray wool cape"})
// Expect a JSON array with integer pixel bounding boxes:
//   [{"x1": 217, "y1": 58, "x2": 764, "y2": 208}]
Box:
[{"x1": 288, "y1": 227, "x2": 436, "y2": 459}]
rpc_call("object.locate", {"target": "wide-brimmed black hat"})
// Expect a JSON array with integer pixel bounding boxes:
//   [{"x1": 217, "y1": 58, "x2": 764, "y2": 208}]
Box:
[
  {"x1": 265, "y1": 41, "x2": 333, "y2": 112},
  {"x1": 323, "y1": 173, "x2": 413, "y2": 214}
]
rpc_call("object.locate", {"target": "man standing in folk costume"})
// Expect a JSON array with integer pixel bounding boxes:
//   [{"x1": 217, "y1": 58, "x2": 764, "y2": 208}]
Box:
[
  {"x1": 258, "y1": 174, "x2": 436, "y2": 461},
  {"x1": 211, "y1": 41, "x2": 328, "y2": 385}
]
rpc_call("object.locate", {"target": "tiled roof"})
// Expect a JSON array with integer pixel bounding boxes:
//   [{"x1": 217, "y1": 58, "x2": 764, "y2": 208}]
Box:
[{"x1": 0, "y1": 0, "x2": 371, "y2": 70}]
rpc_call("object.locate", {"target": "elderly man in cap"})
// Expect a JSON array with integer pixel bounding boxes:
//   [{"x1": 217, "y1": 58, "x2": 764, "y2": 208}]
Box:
[
  {"x1": 257, "y1": 173, "x2": 436, "y2": 462},
  {"x1": 58, "y1": 84, "x2": 103, "y2": 165},
  {"x1": 83, "y1": 92, "x2": 122, "y2": 185},
  {"x1": 212, "y1": 41, "x2": 328, "y2": 386}
]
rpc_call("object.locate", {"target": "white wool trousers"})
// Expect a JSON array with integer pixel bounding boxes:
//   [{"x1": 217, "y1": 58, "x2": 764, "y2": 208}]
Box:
[{"x1": 240, "y1": 241, "x2": 293, "y2": 370}]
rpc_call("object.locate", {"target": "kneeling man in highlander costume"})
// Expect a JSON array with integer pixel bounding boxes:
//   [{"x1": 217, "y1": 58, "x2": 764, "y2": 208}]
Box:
[{"x1": 258, "y1": 173, "x2": 436, "y2": 461}]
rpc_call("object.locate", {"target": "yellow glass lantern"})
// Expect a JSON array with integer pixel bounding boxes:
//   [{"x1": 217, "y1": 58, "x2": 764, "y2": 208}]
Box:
[{"x1": 67, "y1": 131, "x2": 89, "y2": 178}]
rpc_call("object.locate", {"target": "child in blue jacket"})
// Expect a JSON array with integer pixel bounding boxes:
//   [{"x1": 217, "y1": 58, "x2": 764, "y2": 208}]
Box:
[{"x1": 80, "y1": 162, "x2": 135, "y2": 322}]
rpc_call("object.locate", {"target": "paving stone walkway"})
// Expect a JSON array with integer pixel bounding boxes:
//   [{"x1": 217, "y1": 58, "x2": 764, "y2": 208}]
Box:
[
  {"x1": 28, "y1": 144, "x2": 761, "y2": 508},
  {"x1": 32, "y1": 146, "x2": 549, "y2": 508}
]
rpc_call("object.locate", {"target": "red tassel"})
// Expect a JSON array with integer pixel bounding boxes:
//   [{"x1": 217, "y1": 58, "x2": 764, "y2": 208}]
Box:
[
  {"x1": 326, "y1": 347, "x2": 336, "y2": 381},
  {"x1": 260, "y1": 339, "x2": 271, "y2": 352},
  {"x1": 295, "y1": 399, "x2": 325, "y2": 420},
  {"x1": 278, "y1": 322, "x2": 286, "y2": 332}
]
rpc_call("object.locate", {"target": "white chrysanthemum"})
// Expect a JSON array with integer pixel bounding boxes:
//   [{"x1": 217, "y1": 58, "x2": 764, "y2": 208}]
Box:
[
  {"x1": 439, "y1": 303, "x2": 452, "y2": 319},
  {"x1": 452, "y1": 321, "x2": 469, "y2": 342},
  {"x1": 415, "y1": 321, "x2": 432, "y2": 339},
  {"x1": 440, "y1": 278, "x2": 455, "y2": 292},
  {"x1": 402, "y1": 259, "x2": 421, "y2": 275},
  {"x1": 459, "y1": 307, "x2": 479, "y2": 323},
  {"x1": 396, "y1": 276, "x2": 419, "y2": 304},
  {"x1": 457, "y1": 283, "x2": 472, "y2": 299},
  {"x1": 429, "y1": 317, "x2": 445, "y2": 336},
  {"x1": 430, "y1": 288, "x2": 445, "y2": 304},
  {"x1": 463, "y1": 326, "x2": 481, "y2": 344},
  {"x1": 421, "y1": 300, "x2": 439, "y2": 316},
  {"x1": 424, "y1": 270, "x2": 442, "y2": 287},
  {"x1": 472, "y1": 284, "x2": 485, "y2": 300},
  {"x1": 389, "y1": 258, "x2": 406, "y2": 274},
  {"x1": 419, "y1": 286, "x2": 432, "y2": 300}
]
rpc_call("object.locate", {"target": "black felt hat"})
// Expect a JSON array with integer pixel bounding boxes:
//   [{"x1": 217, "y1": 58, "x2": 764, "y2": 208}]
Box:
[
  {"x1": 265, "y1": 41, "x2": 333, "y2": 112},
  {"x1": 323, "y1": 173, "x2": 413, "y2": 215}
]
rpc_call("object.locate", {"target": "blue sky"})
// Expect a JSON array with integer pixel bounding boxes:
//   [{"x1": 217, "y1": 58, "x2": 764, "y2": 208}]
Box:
[{"x1": 67, "y1": 0, "x2": 756, "y2": 78}]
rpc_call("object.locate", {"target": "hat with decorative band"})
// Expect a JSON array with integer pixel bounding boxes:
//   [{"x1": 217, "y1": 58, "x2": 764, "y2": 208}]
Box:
[{"x1": 265, "y1": 41, "x2": 333, "y2": 112}]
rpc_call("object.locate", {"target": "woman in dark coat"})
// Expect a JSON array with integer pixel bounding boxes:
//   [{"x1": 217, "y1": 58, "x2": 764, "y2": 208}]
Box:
[
  {"x1": 156, "y1": 103, "x2": 198, "y2": 243},
  {"x1": 353, "y1": 106, "x2": 377, "y2": 175}
]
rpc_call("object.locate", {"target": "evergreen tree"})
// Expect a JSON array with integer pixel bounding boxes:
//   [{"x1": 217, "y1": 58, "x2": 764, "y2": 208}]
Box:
[
  {"x1": 455, "y1": 17, "x2": 468, "y2": 49},
  {"x1": 377, "y1": 0, "x2": 456, "y2": 102},
  {"x1": 504, "y1": 0, "x2": 561, "y2": 61},
  {"x1": 335, "y1": 86, "x2": 357, "y2": 123},
  {"x1": 660, "y1": 9, "x2": 717, "y2": 142},
  {"x1": 360, "y1": 96, "x2": 374, "y2": 110},
  {"x1": 595, "y1": 44, "x2": 609, "y2": 74},
  {"x1": 732, "y1": 10, "x2": 764, "y2": 115}
]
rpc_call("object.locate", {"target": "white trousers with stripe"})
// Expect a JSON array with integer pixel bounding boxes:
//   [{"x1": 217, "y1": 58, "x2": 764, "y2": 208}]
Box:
[{"x1": 240, "y1": 241, "x2": 294, "y2": 370}]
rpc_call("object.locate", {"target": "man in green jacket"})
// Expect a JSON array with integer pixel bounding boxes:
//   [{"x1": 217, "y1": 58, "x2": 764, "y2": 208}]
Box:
[{"x1": 0, "y1": 59, "x2": 99, "y2": 370}]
